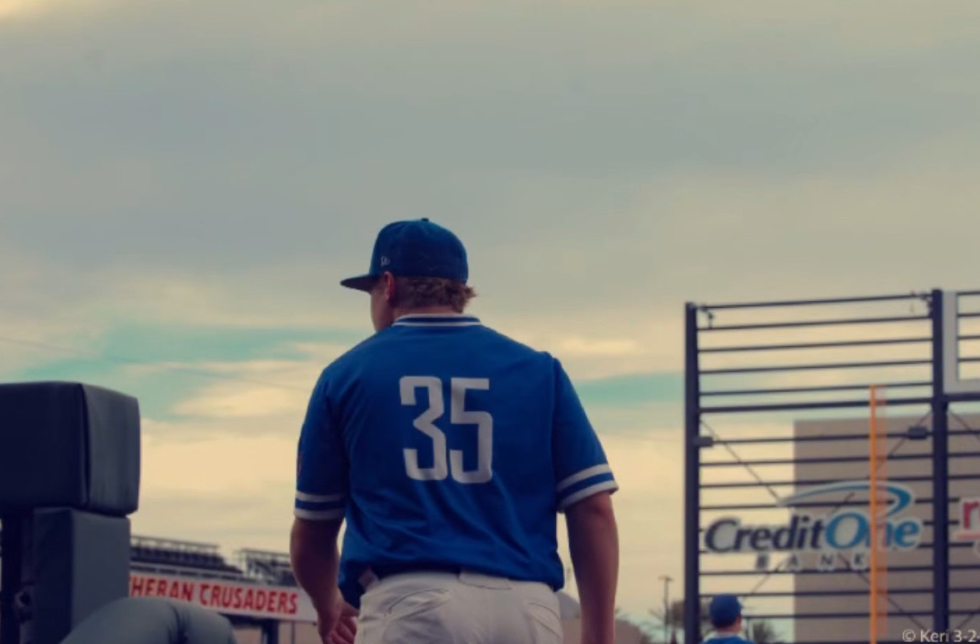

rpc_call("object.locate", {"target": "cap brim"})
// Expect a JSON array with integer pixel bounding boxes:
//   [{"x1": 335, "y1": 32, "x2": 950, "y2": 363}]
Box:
[{"x1": 339, "y1": 274, "x2": 378, "y2": 292}]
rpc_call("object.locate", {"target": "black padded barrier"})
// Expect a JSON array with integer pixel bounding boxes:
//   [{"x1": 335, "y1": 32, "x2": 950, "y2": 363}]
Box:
[
  {"x1": 57, "y1": 597, "x2": 237, "y2": 644},
  {"x1": 0, "y1": 382, "x2": 140, "y2": 515}
]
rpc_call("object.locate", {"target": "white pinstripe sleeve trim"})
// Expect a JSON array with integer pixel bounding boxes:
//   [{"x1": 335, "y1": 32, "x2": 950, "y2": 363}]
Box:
[
  {"x1": 296, "y1": 491, "x2": 345, "y2": 503},
  {"x1": 558, "y1": 480, "x2": 619, "y2": 512},
  {"x1": 393, "y1": 321, "x2": 482, "y2": 327},
  {"x1": 557, "y1": 464, "x2": 612, "y2": 493},
  {"x1": 294, "y1": 508, "x2": 345, "y2": 521}
]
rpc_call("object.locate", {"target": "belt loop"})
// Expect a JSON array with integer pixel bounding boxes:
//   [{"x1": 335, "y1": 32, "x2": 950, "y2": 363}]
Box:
[{"x1": 359, "y1": 568, "x2": 380, "y2": 591}]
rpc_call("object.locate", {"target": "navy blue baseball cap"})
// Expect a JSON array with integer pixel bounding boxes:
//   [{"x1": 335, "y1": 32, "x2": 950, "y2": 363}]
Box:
[
  {"x1": 340, "y1": 218, "x2": 469, "y2": 292},
  {"x1": 708, "y1": 594, "x2": 742, "y2": 627}
]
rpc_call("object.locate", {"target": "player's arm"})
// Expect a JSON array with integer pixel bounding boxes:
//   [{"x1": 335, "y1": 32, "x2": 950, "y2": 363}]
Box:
[
  {"x1": 566, "y1": 492, "x2": 619, "y2": 644},
  {"x1": 550, "y1": 359, "x2": 620, "y2": 644},
  {"x1": 289, "y1": 371, "x2": 351, "y2": 635},
  {"x1": 290, "y1": 516, "x2": 343, "y2": 614}
]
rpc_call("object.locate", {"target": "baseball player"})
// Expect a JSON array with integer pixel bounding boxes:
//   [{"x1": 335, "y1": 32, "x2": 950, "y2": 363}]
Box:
[
  {"x1": 289, "y1": 218, "x2": 620, "y2": 644},
  {"x1": 705, "y1": 595, "x2": 756, "y2": 644}
]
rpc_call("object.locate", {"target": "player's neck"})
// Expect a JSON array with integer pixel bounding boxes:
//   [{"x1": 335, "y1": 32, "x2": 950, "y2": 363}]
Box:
[{"x1": 393, "y1": 305, "x2": 462, "y2": 319}]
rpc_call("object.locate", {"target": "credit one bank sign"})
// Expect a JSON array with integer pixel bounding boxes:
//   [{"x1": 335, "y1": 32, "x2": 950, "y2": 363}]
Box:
[{"x1": 703, "y1": 481, "x2": 923, "y2": 571}]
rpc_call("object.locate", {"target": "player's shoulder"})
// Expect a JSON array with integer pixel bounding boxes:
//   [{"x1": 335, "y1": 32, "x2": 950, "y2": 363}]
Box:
[
  {"x1": 477, "y1": 325, "x2": 562, "y2": 366},
  {"x1": 318, "y1": 332, "x2": 386, "y2": 380}
]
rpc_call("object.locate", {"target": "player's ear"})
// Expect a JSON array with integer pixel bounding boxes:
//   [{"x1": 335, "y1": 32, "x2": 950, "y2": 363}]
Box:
[{"x1": 383, "y1": 272, "x2": 396, "y2": 303}]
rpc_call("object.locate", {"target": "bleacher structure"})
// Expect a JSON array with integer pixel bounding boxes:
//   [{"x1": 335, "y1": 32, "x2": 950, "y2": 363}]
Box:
[
  {"x1": 126, "y1": 537, "x2": 300, "y2": 587},
  {"x1": 1, "y1": 528, "x2": 309, "y2": 644},
  {"x1": 131, "y1": 536, "x2": 245, "y2": 579},
  {"x1": 236, "y1": 549, "x2": 298, "y2": 588}
]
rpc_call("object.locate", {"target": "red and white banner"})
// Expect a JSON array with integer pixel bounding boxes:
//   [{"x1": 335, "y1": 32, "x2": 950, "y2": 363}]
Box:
[
  {"x1": 129, "y1": 572, "x2": 317, "y2": 623},
  {"x1": 955, "y1": 497, "x2": 980, "y2": 542}
]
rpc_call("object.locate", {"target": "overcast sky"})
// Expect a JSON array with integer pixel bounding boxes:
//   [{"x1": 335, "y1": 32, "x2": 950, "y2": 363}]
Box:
[{"x1": 3, "y1": 0, "x2": 980, "y2": 631}]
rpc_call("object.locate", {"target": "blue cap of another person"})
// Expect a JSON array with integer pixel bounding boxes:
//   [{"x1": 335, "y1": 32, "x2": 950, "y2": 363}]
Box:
[
  {"x1": 708, "y1": 594, "x2": 742, "y2": 628},
  {"x1": 340, "y1": 218, "x2": 468, "y2": 292}
]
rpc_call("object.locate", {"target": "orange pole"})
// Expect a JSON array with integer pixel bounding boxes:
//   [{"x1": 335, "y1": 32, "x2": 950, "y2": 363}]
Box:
[
  {"x1": 869, "y1": 385, "x2": 879, "y2": 644},
  {"x1": 879, "y1": 387, "x2": 888, "y2": 639}
]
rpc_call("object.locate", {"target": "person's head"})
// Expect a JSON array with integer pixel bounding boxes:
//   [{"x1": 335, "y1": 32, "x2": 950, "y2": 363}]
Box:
[
  {"x1": 708, "y1": 594, "x2": 743, "y2": 634},
  {"x1": 340, "y1": 219, "x2": 476, "y2": 331}
]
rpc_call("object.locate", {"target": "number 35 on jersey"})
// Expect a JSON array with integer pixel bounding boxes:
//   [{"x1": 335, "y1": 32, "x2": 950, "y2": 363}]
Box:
[{"x1": 400, "y1": 375, "x2": 493, "y2": 484}]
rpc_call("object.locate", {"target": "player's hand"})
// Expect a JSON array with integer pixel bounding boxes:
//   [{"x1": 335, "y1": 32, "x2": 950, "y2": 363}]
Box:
[
  {"x1": 331, "y1": 600, "x2": 358, "y2": 644},
  {"x1": 316, "y1": 596, "x2": 358, "y2": 644}
]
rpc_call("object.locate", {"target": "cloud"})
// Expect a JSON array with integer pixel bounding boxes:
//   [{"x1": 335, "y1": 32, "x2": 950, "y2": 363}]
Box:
[
  {"x1": 556, "y1": 337, "x2": 639, "y2": 358},
  {"x1": 4, "y1": 0, "x2": 980, "y2": 278},
  {"x1": 132, "y1": 491, "x2": 296, "y2": 554},
  {"x1": 160, "y1": 357, "x2": 325, "y2": 422},
  {"x1": 132, "y1": 430, "x2": 300, "y2": 550},
  {"x1": 0, "y1": 0, "x2": 72, "y2": 20},
  {"x1": 0, "y1": 323, "x2": 360, "y2": 422},
  {"x1": 172, "y1": 384, "x2": 307, "y2": 421},
  {"x1": 578, "y1": 373, "x2": 681, "y2": 408},
  {"x1": 141, "y1": 432, "x2": 295, "y2": 493},
  {"x1": 4, "y1": 0, "x2": 980, "y2": 388}
]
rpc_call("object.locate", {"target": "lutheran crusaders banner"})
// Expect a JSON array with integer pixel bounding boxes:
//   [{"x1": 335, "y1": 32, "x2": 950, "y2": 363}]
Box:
[{"x1": 129, "y1": 572, "x2": 317, "y2": 622}]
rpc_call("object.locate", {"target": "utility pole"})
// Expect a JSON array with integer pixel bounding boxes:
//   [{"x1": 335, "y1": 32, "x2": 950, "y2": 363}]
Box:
[{"x1": 659, "y1": 575, "x2": 673, "y2": 643}]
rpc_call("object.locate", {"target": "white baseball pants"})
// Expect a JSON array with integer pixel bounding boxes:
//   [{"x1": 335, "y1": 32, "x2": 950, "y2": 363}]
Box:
[{"x1": 353, "y1": 570, "x2": 564, "y2": 644}]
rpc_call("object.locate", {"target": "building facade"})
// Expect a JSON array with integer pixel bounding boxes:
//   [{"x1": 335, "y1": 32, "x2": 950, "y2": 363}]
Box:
[{"x1": 791, "y1": 413, "x2": 980, "y2": 643}]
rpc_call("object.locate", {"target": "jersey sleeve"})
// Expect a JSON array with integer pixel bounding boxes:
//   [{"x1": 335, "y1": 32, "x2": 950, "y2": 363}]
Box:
[
  {"x1": 551, "y1": 358, "x2": 618, "y2": 512},
  {"x1": 295, "y1": 370, "x2": 349, "y2": 521}
]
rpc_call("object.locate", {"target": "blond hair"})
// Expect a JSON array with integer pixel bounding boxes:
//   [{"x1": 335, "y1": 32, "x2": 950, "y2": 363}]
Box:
[{"x1": 392, "y1": 276, "x2": 476, "y2": 312}]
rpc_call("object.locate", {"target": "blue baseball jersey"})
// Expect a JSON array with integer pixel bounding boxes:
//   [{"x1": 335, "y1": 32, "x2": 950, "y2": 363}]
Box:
[
  {"x1": 706, "y1": 636, "x2": 754, "y2": 644},
  {"x1": 294, "y1": 313, "x2": 618, "y2": 607}
]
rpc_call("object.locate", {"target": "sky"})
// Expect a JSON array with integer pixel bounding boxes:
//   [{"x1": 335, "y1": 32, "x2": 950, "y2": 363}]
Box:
[{"x1": 3, "y1": 0, "x2": 980, "y2": 634}]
